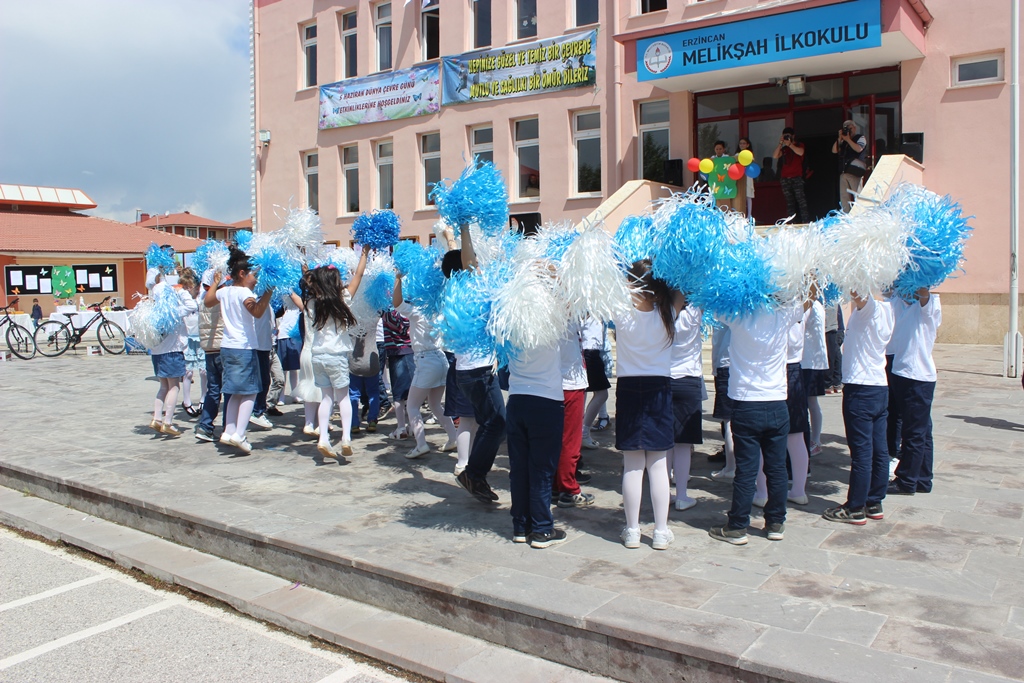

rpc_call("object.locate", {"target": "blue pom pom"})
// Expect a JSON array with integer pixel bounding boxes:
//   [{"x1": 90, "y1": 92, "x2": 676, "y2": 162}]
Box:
[
  {"x1": 439, "y1": 271, "x2": 494, "y2": 357},
  {"x1": 700, "y1": 309, "x2": 719, "y2": 340},
  {"x1": 145, "y1": 243, "x2": 176, "y2": 272},
  {"x1": 250, "y1": 247, "x2": 302, "y2": 296},
  {"x1": 544, "y1": 230, "x2": 578, "y2": 262},
  {"x1": 233, "y1": 230, "x2": 253, "y2": 252},
  {"x1": 352, "y1": 210, "x2": 402, "y2": 250},
  {"x1": 191, "y1": 240, "x2": 226, "y2": 279},
  {"x1": 363, "y1": 268, "x2": 396, "y2": 313},
  {"x1": 614, "y1": 215, "x2": 654, "y2": 266},
  {"x1": 690, "y1": 239, "x2": 777, "y2": 320},
  {"x1": 430, "y1": 159, "x2": 509, "y2": 236},
  {"x1": 822, "y1": 282, "x2": 842, "y2": 307},
  {"x1": 152, "y1": 286, "x2": 183, "y2": 335},
  {"x1": 395, "y1": 242, "x2": 446, "y2": 318},
  {"x1": 650, "y1": 200, "x2": 728, "y2": 295},
  {"x1": 886, "y1": 186, "x2": 973, "y2": 299}
]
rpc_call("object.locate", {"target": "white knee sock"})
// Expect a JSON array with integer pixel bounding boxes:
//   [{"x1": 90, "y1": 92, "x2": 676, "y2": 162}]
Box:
[
  {"x1": 318, "y1": 389, "x2": 336, "y2": 446},
  {"x1": 337, "y1": 387, "x2": 352, "y2": 441},
  {"x1": 163, "y1": 382, "x2": 180, "y2": 424},
  {"x1": 788, "y1": 433, "x2": 809, "y2": 498},
  {"x1": 406, "y1": 386, "x2": 429, "y2": 447},
  {"x1": 456, "y1": 416, "x2": 477, "y2": 468},
  {"x1": 646, "y1": 451, "x2": 671, "y2": 532},
  {"x1": 235, "y1": 395, "x2": 256, "y2": 439},
  {"x1": 670, "y1": 444, "x2": 694, "y2": 503},
  {"x1": 303, "y1": 402, "x2": 317, "y2": 430},
  {"x1": 428, "y1": 387, "x2": 457, "y2": 443},
  {"x1": 808, "y1": 396, "x2": 823, "y2": 446},
  {"x1": 181, "y1": 370, "x2": 193, "y2": 407},
  {"x1": 622, "y1": 450, "x2": 646, "y2": 530}
]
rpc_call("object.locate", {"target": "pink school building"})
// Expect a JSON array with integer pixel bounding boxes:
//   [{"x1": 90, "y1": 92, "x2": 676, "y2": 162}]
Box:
[{"x1": 253, "y1": 0, "x2": 1018, "y2": 344}]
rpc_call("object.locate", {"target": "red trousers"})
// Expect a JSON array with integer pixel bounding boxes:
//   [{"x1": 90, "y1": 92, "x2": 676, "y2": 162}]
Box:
[{"x1": 554, "y1": 389, "x2": 585, "y2": 494}]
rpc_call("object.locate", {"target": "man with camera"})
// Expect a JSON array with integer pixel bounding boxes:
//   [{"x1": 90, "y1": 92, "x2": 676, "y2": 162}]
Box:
[
  {"x1": 832, "y1": 119, "x2": 868, "y2": 212},
  {"x1": 772, "y1": 127, "x2": 810, "y2": 224}
]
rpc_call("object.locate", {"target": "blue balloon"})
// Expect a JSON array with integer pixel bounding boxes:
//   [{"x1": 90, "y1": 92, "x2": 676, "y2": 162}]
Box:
[{"x1": 746, "y1": 163, "x2": 761, "y2": 179}]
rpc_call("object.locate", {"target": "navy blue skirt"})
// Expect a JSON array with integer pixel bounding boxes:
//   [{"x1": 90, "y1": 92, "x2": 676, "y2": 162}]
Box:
[
  {"x1": 787, "y1": 362, "x2": 809, "y2": 433},
  {"x1": 152, "y1": 351, "x2": 185, "y2": 379},
  {"x1": 583, "y1": 349, "x2": 611, "y2": 392},
  {"x1": 671, "y1": 376, "x2": 704, "y2": 444},
  {"x1": 276, "y1": 336, "x2": 302, "y2": 372},
  {"x1": 802, "y1": 367, "x2": 827, "y2": 397},
  {"x1": 443, "y1": 352, "x2": 474, "y2": 418},
  {"x1": 614, "y1": 376, "x2": 673, "y2": 452}
]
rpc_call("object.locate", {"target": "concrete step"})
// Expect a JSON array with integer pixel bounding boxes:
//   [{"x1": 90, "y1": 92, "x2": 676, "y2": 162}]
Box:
[{"x1": 0, "y1": 486, "x2": 614, "y2": 683}]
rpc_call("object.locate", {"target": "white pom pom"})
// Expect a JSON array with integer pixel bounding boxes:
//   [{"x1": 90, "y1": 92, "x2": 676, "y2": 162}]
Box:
[
  {"x1": 822, "y1": 208, "x2": 910, "y2": 297},
  {"x1": 559, "y1": 220, "x2": 636, "y2": 322},
  {"x1": 764, "y1": 225, "x2": 826, "y2": 305},
  {"x1": 488, "y1": 259, "x2": 568, "y2": 351}
]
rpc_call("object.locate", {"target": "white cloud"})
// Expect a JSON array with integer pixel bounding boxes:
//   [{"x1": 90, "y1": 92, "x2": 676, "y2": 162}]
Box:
[{"x1": 0, "y1": 0, "x2": 251, "y2": 225}]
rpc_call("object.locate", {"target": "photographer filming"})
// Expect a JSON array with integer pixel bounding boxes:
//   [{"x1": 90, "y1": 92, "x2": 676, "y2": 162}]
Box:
[
  {"x1": 772, "y1": 127, "x2": 810, "y2": 224},
  {"x1": 832, "y1": 119, "x2": 868, "y2": 212}
]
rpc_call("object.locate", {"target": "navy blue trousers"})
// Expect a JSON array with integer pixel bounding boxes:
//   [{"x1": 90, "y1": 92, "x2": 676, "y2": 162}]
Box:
[
  {"x1": 842, "y1": 384, "x2": 890, "y2": 509},
  {"x1": 891, "y1": 374, "x2": 935, "y2": 493},
  {"x1": 729, "y1": 400, "x2": 789, "y2": 529},
  {"x1": 506, "y1": 394, "x2": 564, "y2": 536},
  {"x1": 456, "y1": 366, "x2": 507, "y2": 481}
]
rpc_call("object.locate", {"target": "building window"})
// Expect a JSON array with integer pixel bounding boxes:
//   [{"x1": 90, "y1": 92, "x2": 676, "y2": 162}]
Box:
[
  {"x1": 377, "y1": 141, "x2": 394, "y2": 209},
  {"x1": 638, "y1": 100, "x2": 670, "y2": 182},
  {"x1": 641, "y1": 0, "x2": 667, "y2": 13},
  {"x1": 952, "y1": 52, "x2": 1003, "y2": 87},
  {"x1": 422, "y1": 0, "x2": 440, "y2": 61},
  {"x1": 376, "y1": 3, "x2": 392, "y2": 72},
  {"x1": 517, "y1": 0, "x2": 537, "y2": 40},
  {"x1": 575, "y1": 0, "x2": 598, "y2": 26},
  {"x1": 302, "y1": 22, "x2": 317, "y2": 88},
  {"x1": 471, "y1": 125, "x2": 493, "y2": 164},
  {"x1": 341, "y1": 12, "x2": 357, "y2": 79},
  {"x1": 185, "y1": 227, "x2": 198, "y2": 238},
  {"x1": 421, "y1": 133, "x2": 441, "y2": 206},
  {"x1": 515, "y1": 118, "x2": 540, "y2": 199},
  {"x1": 573, "y1": 111, "x2": 601, "y2": 195},
  {"x1": 342, "y1": 145, "x2": 359, "y2": 214},
  {"x1": 474, "y1": 0, "x2": 492, "y2": 48},
  {"x1": 304, "y1": 152, "x2": 319, "y2": 213}
]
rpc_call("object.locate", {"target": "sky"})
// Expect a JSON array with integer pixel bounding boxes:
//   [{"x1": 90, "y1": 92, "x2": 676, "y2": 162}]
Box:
[{"x1": 0, "y1": 0, "x2": 252, "y2": 225}]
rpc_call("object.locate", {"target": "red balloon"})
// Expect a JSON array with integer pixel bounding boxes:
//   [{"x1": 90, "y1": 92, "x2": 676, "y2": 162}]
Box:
[
  {"x1": 687, "y1": 157, "x2": 701, "y2": 173},
  {"x1": 728, "y1": 163, "x2": 745, "y2": 180}
]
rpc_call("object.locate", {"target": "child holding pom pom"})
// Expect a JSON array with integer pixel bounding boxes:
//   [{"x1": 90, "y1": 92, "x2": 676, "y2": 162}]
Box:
[
  {"x1": 305, "y1": 248, "x2": 369, "y2": 460},
  {"x1": 205, "y1": 247, "x2": 271, "y2": 454},
  {"x1": 614, "y1": 260, "x2": 685, "y2": 551},
  {"x1": 148, "y1": 265, "x2": 198, "y2": 437},
  {"x1": 668, "y1": 305, "x2": 705, "y2": 513}
]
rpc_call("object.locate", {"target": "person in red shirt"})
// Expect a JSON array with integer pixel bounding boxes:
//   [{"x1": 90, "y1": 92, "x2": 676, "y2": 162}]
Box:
[{"x1": 772, "y1": 127, "x2": 810, "y2": 224}]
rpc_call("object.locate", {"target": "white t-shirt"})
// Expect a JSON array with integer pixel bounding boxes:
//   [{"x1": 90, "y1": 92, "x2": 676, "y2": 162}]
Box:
[
  {"x1": 786, "y1": 309, "x2": 806, "y2": 364},
  {"x1": 613, "y1": 307, "x2": 674, "y2": 378},
  {"x1": 455, "y1": 349, "x2": 495, "y2": 371},
  {"x1": 277, "y1": 297, "x2": 301, "y2": 340},
  {"x1": 801, "y1": 300, "x2": 828, "y2": 370},
  {"x1": 580, "y1": 316, "x2": 606, "y2": 351},
  {"x1": 151, "y1": 283, "x2": 198, "y2": 355},
  {"x1": 254, "y1": 306, "x2": 273, "y2": 351},
  {"x1": 725, "y1": 305, "x2": 801, "y2": 401},
  {"x1": 184, "y1": 289, "x2": 200, "y2": 337},
  {"x1": 375, "y1": 318, "x2": 385, "y2": 344},
  {"x1": 508, "y1": 343, "x2": 564, "y2": 402},
  {"x1": 889, "y1": 295, "x2": 941, "y2": 382},
  {"x1": 398, "y1": 302, "x2": 437, "y2": 353},
  {"x1": 842, "y1": 296, "x2": 894, "y2": 387},
  {"x1": 216, "y1": 286, "x2": 260, "y2": 350},
  {"x1": 560, "y1": 325, "x2": 588, "y2": 391},
  {"x1": 711, "y1": 325, "x2": 731, "y2": 370},
  {"x1": 307, "y1": 299, "x2": 355, "y2": 357},
  {"x1": 670, "y1": 307, "x2": 704, "y2": 379}
]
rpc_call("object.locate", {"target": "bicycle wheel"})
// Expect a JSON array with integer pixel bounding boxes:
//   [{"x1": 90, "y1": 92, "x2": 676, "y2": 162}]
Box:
[
  {"x1": 97, "y1": 320, "x2": 126, "y2": 354},
  {"x1": 34, "y1": 320, "x2": 72, "y2": 357},
  {"x1": 6, "y1": 322, "x2": 36, "y2": 360}
]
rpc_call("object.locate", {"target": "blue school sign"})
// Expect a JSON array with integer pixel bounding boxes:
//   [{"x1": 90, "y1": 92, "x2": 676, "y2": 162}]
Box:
[{"x1": 637, "y1": 0, "x2": 882, "y2": 81}]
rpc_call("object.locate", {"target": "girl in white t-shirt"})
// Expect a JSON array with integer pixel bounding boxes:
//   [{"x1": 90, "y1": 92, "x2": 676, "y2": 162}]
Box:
[
  {"x1": 613, "y1": 260, "x2": 685, "y2": 551},
  {"x1": 205, "y1": 248, "x2": 273, "y2": 454},
  {"x1": 149, "y1": 268, "x2": 198, "y2": 437},
  {"x1": 304, "y1": 248, "x2": 368, "y2": 460}
]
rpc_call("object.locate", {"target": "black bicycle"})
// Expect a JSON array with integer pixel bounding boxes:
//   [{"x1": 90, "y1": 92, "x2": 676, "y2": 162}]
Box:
[
  {"x1": 34, "y1": 296, "x2": 126, "y2": 357},
  {"x1": 0, "y1": 298, "x2": 36, "y2": 360}
]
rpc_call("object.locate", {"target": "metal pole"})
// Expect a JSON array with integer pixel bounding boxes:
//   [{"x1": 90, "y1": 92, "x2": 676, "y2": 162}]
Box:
[
  {"x1": 249, "y1": 0, "x2": 258, "y2": 232},
  {"x1": 1008, "y1": 0, "x2": 1022, "y2": 377}
]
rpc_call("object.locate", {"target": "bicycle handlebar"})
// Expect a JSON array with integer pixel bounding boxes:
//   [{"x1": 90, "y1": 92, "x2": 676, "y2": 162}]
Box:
[{"x1": 1, "y1": 297, "x2": 18, "y2": 311}]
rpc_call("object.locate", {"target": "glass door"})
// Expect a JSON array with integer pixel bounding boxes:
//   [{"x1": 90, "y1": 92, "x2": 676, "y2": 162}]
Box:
[
  {"x1": 745, "y1": 116, "x2": 787, "y2": 224},
  {"x1": 848, "y1": 95, "x2": 876, "y2": 172}
]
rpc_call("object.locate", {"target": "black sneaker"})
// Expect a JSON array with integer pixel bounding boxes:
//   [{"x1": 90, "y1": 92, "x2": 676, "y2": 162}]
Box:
[
  {"x1": 865, "y1": 503, "x2": 884, "y2": 520},
  {"x1": 765, "y1": 522, "x2": 785, "y2": 541},
  {"x1": 529, "y1": 529, "x2": 567, "y2": 549},
  {"x1": 266, "y1": 406, "x2": 284, "y2": 417},
  {"x1": 194, "y1": 425, "x2": 215, "y2": 442},
  {"x1": 823, "y1": 505, "x2": 867, "y2": 525},
  {"x1": 887, "y1": 481, "x2": 915, "y2": 496},
  {"x1": 476, "y1": 477, "x2": 499, "y2": 502},
  {"x1": 557, "y1": 491, "x2": 595, "y2": 508},
  {"x1": 513, "y1": 530, "x2": 530, "y2": 543},
  {"x1": 708, "y1": 448, "x2": 726, "y2": 464},
  {"x1": 709, "y1": 526, "x2": 748, "y2": 545},
  {"x1": 575, "y1": 471, "x2": 592, "y2": 485},
  {"x1": 456, "y1": 471, "x2": 497, "y2": 503}
]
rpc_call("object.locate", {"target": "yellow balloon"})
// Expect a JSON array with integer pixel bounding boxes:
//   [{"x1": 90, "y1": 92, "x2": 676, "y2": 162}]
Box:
[
  {"x1": 737, "y1": 149, "x2": 754, "y2": 166},
  {"x1": 698, "y1": 158, "x2": 714, "y2": 174}
]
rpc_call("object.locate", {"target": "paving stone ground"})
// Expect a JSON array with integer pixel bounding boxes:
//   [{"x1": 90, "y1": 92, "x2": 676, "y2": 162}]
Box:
[{"x1": 1, "y1": 344, "x2": 1023, "y2": 682}]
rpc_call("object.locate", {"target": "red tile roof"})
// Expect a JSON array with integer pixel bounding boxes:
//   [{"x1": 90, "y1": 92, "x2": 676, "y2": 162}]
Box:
[
  {"x1": 0, "y1": 209, "x2": 203, "y2": 254},
  {"x1": 232, "y1": 218, "x2": 253, "y2": 229},
  {"x1": 137, "y1": 211, "x2": 233, "y2": 229}
]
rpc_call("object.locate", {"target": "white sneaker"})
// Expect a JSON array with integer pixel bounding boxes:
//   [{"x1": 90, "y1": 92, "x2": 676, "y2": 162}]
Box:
[
  {"x1": 620, "y1": 527, "x2": 641, "y2": 549},
  {"x1": 711, "y1": 469, "x2": 735, "y2": 482},
  {"x1": 581, "y1": 436, "x2": 600, "y2": 450},
  {"x1": 249, "y1": 414, "x2": 273, "y2": 429},
  {"x1": 441, "y1": 439, "x2": 457, "y2": 453},
  {"x1": 405, "y1": 443, "x2": 431, "y2": 459},
  {"x1": 752, "y1": 496, "x2": 767, "y2": 508},
  {"x1": 454, "y1": 464, "x2": 466, "y2": 476},
  {"x1": 674, "y1": 497, "x2": 697, "y2": 512},
  {"x1": 788, "y1": 492, "x2": 809, "y2": 505},
  {"x1": 234, "y1": 437, "x2": 252, "y2": 454},
  {"x1": 302, "y1": 425, "x2": 319, "y2": 438},
  {"x1": 889, "y1": 457, "x2": 899, "y2": 479},
  {"x1": 652, "y1": 528, "x2": 674, "y2": 550},
  {"x1": 425, "y1": 415, "x2": 438, "y2": 425},
  {"x1": 219, "y1": 433, "x2": 237, "y2": 447}
]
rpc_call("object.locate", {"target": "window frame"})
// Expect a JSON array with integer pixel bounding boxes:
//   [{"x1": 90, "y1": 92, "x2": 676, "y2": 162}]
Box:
[
  {"x1": 301, "y1": 21, "x2": 318, "y2": 89},
  {"x1": 375, "y1": 3, "x2": 393, "y2": 73},
  {"x1": 473, "y1": 0, "x2": 492, "y2": 49},
  {"x1": 638, "y1": 99, "x2": 671, "y2": 182},
  {"x1": 376, "y1": 140, "x2": 394, "y2": 210},
  {"x1": 951, "y1": 52, "x2": 1004, "y2": 87},
  {"x1": 420, "y1": 132, "x2": 441, "y2": 207},
  {"x1": 470, "y1": 125, "x2": 494, "y2": 165},
  {"x1": 185, "y1": 227, "x2": 199, "y2": 239},
  {"x1": 574, "y1": 0, "x2": 599, "y2": 27},
  {"x1": 342, "y1": 145, "x2": 360, "y2": 215},
  {"x1": 341, "y1": 11, "x2": 358, "y2": 79},
  {"x1": 640, "y1": 0, "x2": 668, "y2": 14},
  {"x1": 516, "y1": 0, "x2": 537, "y2": 41},
  {"x1": 514, "y1": 117, "x2": 540, "y2": 200},
  {"x1": 572, "y1": 110, "x2": 602, "y2": 196},
  {"x1": 421, "y1": 0, "x2": 440, "y2": 62},
  {"x1": 304, "y1": 151, "x2": 319, "y2": 213}
]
